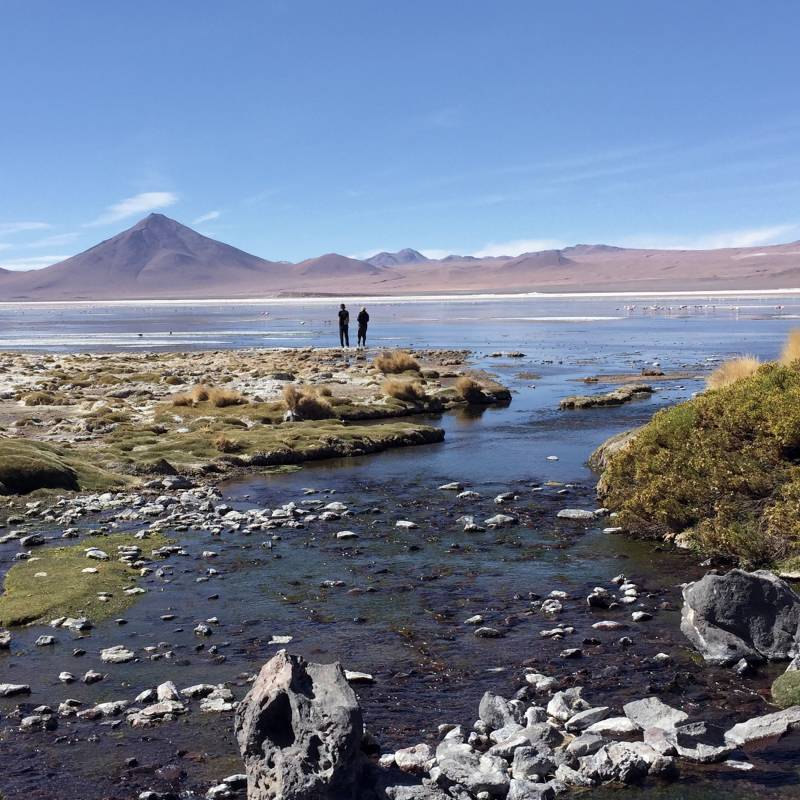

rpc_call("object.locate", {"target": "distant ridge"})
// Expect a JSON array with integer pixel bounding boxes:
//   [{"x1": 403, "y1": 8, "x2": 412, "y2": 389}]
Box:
[
  {"x1": 2, "y1": 214, "x2": 800, "y2": 299},
  {"x1": 366, "y1": 248, "x2": 428, "y2": 267}
]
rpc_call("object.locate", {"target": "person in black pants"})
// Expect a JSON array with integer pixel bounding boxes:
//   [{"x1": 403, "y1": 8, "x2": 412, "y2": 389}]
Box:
[
  {"x1": 338, "y1": 303, "x2": 350, "y2": 347},
  {"x1": 357, "y1": 306, "x2": 369, "y2": 348}
]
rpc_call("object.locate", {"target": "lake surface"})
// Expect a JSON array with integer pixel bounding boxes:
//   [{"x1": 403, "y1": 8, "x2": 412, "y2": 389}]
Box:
[{"x1": 2, "y1": 294, "x2": 800, "y2": 799}]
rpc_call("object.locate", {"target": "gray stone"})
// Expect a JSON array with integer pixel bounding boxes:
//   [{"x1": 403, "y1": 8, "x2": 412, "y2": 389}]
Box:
[
  {"x1": 101, "y1": 645, "x2": 135, "y2": 663},
  {"x1": 434, "y1": 740, "x2": 510, "y2": 796},
  {"x1": 556, "y1": 509, "x2": 595, "y2": 521},
  {"x1": 680, "y1": 569, "x2": 800, "y2": 665},
  {"x1": 566, "y1": 733, "x2": 606, "y2": 758},
  {"x1": 547, "y1": 688, "x2": 589, "y2": 722},
  {"x1": 394, "y1": 743, "x2": 432, "y2": 773},
  {"x1": 584, "y1": 716, "x2": 638, "y2": 737},
  {"x1": 0, "y1": 683, "x2": 30, "y2": 697},
  {"x1": 234, "y1": 650, "x2": 365, "y2": 800},
  {"x1": 666, "y1": 721, "x2": 733, "y2": 763},
  {"x1": 507, "y1": 778, "x2": 555, "y2": 800},
  {"x1": 384, "y1": 784, "x2": 451, "y2": 800},
  {"x1": 565, "y1": 706, "x2": 609, "y2": 732},
  {"x1": 578, "y1": 742, "x2": 651, "y2": 785},
  {"x1": 511, "y1": 746, "x2": 556, "y2": 781},
  {"x1": 623, "y1": 697, "x2": 687, "y2": 731},
  {"x1": 479, "y1": 692, "x2": 524, "y2": 729},
  {"x1": 725, "y1": 706, "x2": 800, "y2": 746}
]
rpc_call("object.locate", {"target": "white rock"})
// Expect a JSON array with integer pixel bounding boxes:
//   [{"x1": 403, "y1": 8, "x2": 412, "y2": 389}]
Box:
[{"x1": 101, "y1": 645, "x2": 135, "y2": 663}]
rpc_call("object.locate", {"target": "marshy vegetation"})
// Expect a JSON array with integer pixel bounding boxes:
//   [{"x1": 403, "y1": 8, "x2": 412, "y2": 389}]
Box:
[
  {"x1": 598, "y1": 330, "x2": 800, "y2": 568},
  {"x1": 0, "y1": 348, "x2": 508, "y2": 493},
  {"x1": 0, "y1": 532, "x2": 170, "y2": 626}
]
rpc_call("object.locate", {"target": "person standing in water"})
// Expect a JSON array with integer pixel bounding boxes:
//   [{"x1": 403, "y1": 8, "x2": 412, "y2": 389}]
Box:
[
  {"x1": 338, "y1": 303, "x2": 350, "y2": 348},
  {"x1": 357, "y1": 306, "x2": 369, "y2": 348}
]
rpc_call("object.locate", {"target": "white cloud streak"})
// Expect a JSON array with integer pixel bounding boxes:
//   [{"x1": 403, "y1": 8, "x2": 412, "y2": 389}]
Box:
[
  {"x1": 471, "y1": 238, "x2": 566, "y2": 258},
  {"x1": 0, "y1": 221, "x2": 50, "y2": 235},
  {"x1": 618, "y1": 224, "x2": 799, "y2": 250},
  {"x1": 22, "y1": 231, "x2": 81, "y2": 248},
  {"x1": 85, "y1": 192, "x2": 178, "y2": 227},
  {"x1": 192, "y1": 210, "x2": 221, "y2": 225},
  {"x1": 0, "y1": 255, "x2": 70, "y2": 271}
]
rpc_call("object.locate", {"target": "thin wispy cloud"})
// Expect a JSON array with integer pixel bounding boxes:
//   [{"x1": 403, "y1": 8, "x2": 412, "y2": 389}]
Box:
[
  {"x1": 618, "y1": 223, "x2": 799, "y2": 250},
  {"x1": 192, "y1": 210, "x2": 221, "y2": 225},
  {"x1": 0, "y1": 221, "x2": 50, "y2": 235},
  {"x1": 472, "y1": 238, "x2": 566, "y2": 257},
  {"x1": 23, "y1": 231, "x2": 81, "y2": 248},
  {"x1": 85, "y1": 191, "x2": 178, "y2": 227},
  {"x1": 0, "y1": 254, "x2": 69, "y2": 271}
]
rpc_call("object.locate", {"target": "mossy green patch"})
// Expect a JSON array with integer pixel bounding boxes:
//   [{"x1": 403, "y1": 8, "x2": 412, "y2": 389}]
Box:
[
  {"x1": 0, "y1": 532, "x2": 170, "y2": 626},
  {"x1": 599, "y1": 362, "x2": 800, "y2": 566},
  {"x1": 105, "y1": 417, "x2": 444, "y2": 471},
  {"x1": 771, "y1": 670, "x2": 800, "y2": 709},
  {"x1": 0, "y1": 438, "x2": 129, "y2": 495}
]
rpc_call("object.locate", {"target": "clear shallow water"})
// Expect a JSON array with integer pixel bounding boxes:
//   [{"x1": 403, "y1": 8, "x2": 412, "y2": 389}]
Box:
[{"x1": 2, "y1": 296, "x2": 800, "y2": 799}]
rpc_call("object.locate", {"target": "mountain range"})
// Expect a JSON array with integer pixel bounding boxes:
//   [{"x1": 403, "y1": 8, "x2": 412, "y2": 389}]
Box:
[{"x1": 1, "y1": 213, "x2": 800, "y2": 300}]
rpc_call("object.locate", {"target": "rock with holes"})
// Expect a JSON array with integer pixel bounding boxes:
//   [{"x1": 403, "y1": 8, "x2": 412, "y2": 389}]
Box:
[{"x1": 234, "y1": 650, "x2": 365, "y2": 800}]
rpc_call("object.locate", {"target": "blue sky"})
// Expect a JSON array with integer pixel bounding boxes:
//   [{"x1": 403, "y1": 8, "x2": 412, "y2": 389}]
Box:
[{"x1": 1, "y1": 0, "x2": 800, "y2": 268}]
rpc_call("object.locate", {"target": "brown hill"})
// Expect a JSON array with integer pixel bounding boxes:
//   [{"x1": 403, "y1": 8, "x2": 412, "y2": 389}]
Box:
[
  {"x1": 294, "y1": 253, "x2": 387, "y2": 279},
  {"x1": 2, "y1": 215, "x2": 800, "y2": 299}
]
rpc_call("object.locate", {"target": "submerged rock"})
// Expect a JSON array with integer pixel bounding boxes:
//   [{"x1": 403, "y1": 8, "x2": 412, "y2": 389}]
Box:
[
  {"x1": 234, "y1": 650, "x2": 364, "y2": 800},
  {"x1": 725, "y1": 707, "x2": 800, "y2": 746},
  {"x1": 680, "y1": 569, "x2": 800, "y2": 665}
]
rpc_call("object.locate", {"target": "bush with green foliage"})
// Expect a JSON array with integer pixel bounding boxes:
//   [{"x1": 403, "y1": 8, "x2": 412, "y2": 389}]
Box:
[
  {"x1": 600, "y1": 361, "x2": 800, "y2": 566},
  {"x1": 771, "y1": 670, "x2": 800, "y2": 709}
]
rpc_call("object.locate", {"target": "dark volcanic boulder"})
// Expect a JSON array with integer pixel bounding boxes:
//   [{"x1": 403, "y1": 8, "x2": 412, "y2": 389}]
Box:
[
  {"x1": 680, "y1": 569, "x2": 800, "y2": 665},
  {"x1": 234, "y1": 650, "x2": 365, "y2": 800}
]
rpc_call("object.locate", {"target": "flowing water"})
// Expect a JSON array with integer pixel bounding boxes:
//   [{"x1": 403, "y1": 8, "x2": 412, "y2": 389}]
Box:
[{"x1": 1, "y1": 295, "x2": 800, "y2": 799}]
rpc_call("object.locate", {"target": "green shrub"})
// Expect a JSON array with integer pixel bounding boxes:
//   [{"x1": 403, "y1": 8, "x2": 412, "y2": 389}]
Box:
[
  {"x1": 772, "y1": 670, "x2": 800, "y2": 709},
  {"x1": 600, "y1": 362, "x2": 800, "y2": 565}
]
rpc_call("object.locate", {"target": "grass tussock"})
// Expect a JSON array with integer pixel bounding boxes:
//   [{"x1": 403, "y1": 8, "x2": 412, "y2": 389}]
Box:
[
  {"x1": 455, "y1": 376, "x2": 486, "y2": 404},
  {"x1": 374, "y1": 350, "x2": 421, "y2": 374},
  {"x1": 781, "y1": 329, "x2": 800, "y2": 365},
  {"x1": 171, "y1": 384, "x2": 245, "y2": 408},
  {"x1": 382, "y1": 378, "x2": 428, "y2": 404},
  {"x1": 214, "y1": 433, "x2": 243, "y2": 453},
  {"x1": 706, "y1": 356, "x2": 761, "y2": 389},
  {"x1": 208, "y1": 387, "x2": 247, "y2": 408},
  {"x1": 282, "y1": 385, "x2": 334, "y2": 420},
  {"x1": 600, "y1": 361, "x2": 800, "y2": 567},
  {"x1": 21, "y1": 391, "x2": 62, "y2": 406}
]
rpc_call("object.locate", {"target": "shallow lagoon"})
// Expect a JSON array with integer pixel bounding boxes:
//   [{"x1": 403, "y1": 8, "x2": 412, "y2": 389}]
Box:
[{"x1": 2, "y1": 295, "x2": 800, "y2": 798}]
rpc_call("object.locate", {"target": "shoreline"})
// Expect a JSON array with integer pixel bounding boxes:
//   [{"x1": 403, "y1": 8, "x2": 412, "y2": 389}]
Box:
[{"x1": 4, "y1": 287, "x2": 800, "y2": 307}]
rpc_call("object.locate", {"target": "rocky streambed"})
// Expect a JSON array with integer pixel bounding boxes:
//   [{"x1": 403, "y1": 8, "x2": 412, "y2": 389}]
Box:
[
  {"x1": 2, "y1": 312, "x2": 800, "y2": 799},
  {"x1": 0, "y1": 471, "x2": 798, "y2": 800}
]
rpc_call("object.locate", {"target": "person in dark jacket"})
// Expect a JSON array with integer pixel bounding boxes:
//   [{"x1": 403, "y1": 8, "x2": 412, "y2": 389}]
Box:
[
  {"x1": 357, "y1": 306, "x2": 369, "y2": 348},
  {"x1": 338, "y1": 303, "x2": 350, "y2": 347}
]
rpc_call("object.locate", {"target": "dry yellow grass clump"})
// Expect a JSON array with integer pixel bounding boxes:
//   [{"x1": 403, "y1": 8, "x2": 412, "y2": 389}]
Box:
[
  {"x1": 382, "y1": 378, "x2": 428, "y2": 403},
  {"x1": 374, "y1": 350, "x2": 420, "y2": 374},
  {"x1": 208, "y1": 387, "x2": 247, "y2": 408},
  {"x1": 282, "y1": 385, "x2": 334, "y2": 420},
  {"x1": 706, "y1": 356, "x2": 761, "y2": 390},
  {"x1": 454, "y1": 376, "x2": 486, "y2": 404},
  {"x1": 214, "y1": 433, "x2": 243, "y2": 453},
  {"x1": 171, "y1": 384, "x2": 246, "y2": 408},
  {"x1": 780, "y1": 329, "x2": 800, "y2": 365}
]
